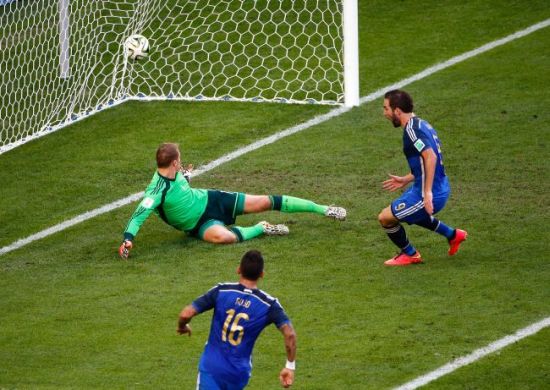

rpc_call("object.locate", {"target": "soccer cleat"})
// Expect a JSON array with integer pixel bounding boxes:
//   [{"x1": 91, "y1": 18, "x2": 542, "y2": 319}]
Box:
[
  {"x1": 325, "y1": 205, "x2": 347, "y2": 221},
  {"x1": 260, "y1": 221, "x2": 289, "y2": 236},
  {"x1": 384, "y1": 251, "x2": 423, "y2": 266},
  {"x1": 448, "y1": 229, "x2": 468, "y2": 256}
]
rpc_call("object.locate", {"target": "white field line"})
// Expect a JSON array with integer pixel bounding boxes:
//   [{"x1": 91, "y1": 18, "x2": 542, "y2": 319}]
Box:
[
  {"x1": 1, "y1": 18, "x2": 549, "y2": 257},
  {"x1": 394, "y1": 316, "x2": 550, "y2": 390}
]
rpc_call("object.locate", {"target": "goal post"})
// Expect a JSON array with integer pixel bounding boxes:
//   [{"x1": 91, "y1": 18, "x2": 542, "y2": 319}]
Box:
[
  {"x1": 0, "y1": 0, "x2": 360, "y2": 155},
  {"x1": 343, "y1": 0, "x2": 359, "y2": 107},
  {"x1": 58, "y1": 0, "x2": 70, "y2": 79}
]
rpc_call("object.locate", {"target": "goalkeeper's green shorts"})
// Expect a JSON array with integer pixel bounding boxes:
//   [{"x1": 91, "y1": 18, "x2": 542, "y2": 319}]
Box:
[{"x1": 188, "y1": 190, "x2": 246, "y2": 239}]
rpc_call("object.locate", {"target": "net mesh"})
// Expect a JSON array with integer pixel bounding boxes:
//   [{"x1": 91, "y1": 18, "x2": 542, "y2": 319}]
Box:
[{"x1": 0, "y1": 0, "x2": 344, "y2": 153}]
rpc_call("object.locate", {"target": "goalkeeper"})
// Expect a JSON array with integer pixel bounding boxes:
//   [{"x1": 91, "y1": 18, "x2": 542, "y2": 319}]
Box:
[{"x1": 119, "y1": 143, "x2": 346, "y2": 259}]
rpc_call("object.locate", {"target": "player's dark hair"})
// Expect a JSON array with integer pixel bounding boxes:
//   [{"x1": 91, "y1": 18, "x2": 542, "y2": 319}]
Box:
[
  {"x1": 384, "y1": 90, "x2": 414, "y2": 113},
  {"x1": 240, "y1": 250, "x2": 264, "y2": 281},
  {"x1": 156, "y1": 143, "x2": 180, "y2": 168}
]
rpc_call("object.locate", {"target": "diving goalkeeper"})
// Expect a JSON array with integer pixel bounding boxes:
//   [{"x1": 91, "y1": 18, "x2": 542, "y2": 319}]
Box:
[{"x1": 119, "y1": 143, "x2": 346, "y2": 259}]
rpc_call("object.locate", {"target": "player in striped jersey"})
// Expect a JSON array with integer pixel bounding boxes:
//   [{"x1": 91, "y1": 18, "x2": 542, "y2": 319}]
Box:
[
  {"x1": 378, "y1": 90, "x2": 467, "y2": 266},
  {"x1": 119, "y1": 143, "x2": 346, "y2": 258},
  {"x1": 177, "y1": 250, "x2": 296, "y2": 389}
]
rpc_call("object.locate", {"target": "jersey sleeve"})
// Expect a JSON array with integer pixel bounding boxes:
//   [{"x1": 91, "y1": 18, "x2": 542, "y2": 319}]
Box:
[
  {"x1": 123, "y1": 188, "x2": 163, "y2": 241},
  {"x1": 406, "y1": 121, "x2": 433, "y2": 154},
  {"x1": 267, "y1": 299, "x2": 290, "y2": 328},
  {"x1": 192, "y1": 284, "x2": 220, "y2": 313}
]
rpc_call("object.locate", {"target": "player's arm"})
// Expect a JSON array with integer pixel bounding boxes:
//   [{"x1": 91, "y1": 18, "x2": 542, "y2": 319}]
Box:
[
  {"x1": 421, "y1": 147, "x2": 437, "y2": 215},
  {"x1": 278, "y1": 323, "x2": 297, "y2": 388},
  {"x1": 177, "y1": 305, "x2": 198, "y2": 336},
  {"x1": 177, "y1": 285, "x2": 219, "y2": 336},
  {"x1": 382, "y1": 173, "x2": 414, "y2": 192},
  {"x1": 119, "y1": 191, "x2": 163, "y2": 259}
]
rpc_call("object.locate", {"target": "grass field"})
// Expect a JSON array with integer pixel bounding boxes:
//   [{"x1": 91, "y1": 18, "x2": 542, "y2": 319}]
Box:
[{"x1": 1, "y1": 1, "x2": 549, "y2": 389}]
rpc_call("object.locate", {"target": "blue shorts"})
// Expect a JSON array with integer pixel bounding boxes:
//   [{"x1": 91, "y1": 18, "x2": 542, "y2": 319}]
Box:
[
  {"x1": 197, "y1": 369, "x2": 249, "y2": 390},
  {"x1": 391, "y1": 187, "x2": 449, "y2": 224}
]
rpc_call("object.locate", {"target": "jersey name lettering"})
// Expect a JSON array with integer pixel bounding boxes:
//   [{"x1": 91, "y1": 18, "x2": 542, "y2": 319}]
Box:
[{"x1": 235, "y1": 297, "x2": 251, "y2": 308}]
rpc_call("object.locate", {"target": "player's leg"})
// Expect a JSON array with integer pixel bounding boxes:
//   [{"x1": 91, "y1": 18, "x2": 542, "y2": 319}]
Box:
[
  {"x1": 230, "y1": 221, "x2": 289, "y2": 241},
  {"x1": 243, "y1": 194, "x2": 346, "y2": 220},
  {"x1": 195, "y1": 192, "x2": 287, "y2": 242},
  {"x1": 413, "y1": 195, "x2": 468, "y2": 255},
  {"x1": 199, "y1": 219, "x2": 287, "y2": 244},
  {"x1": 378, "y1": 205, "x2": 422, "y2": 266},
  {"x1": 201, "y1": 221, "x2": 239, "y2": 244},
  {"x1": 415, "y1": 217, "x2": 467, "y2": 255},
  {"x1": 242, "y1": 194, "x2": 272, "y2": 213}
]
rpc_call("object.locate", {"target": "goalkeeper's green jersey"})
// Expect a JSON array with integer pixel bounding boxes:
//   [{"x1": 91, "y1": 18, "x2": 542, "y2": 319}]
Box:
[{"x1": 123, "y1": 171, "x2": 208, "y2": 240}]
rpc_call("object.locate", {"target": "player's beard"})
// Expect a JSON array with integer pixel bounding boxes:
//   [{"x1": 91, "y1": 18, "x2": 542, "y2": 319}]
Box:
[{"x1": 391, "y1": 113, "x2": 401, "y2": 128}]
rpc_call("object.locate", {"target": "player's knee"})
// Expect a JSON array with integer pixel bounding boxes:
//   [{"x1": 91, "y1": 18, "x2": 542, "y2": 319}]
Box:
[
  {"x1": 207, "y1": 230, "x2": 238, "y2": 244},
  {"x1": 378, "y1": 210, "x2": 394, "y2": 228},
  {"x1": 377, "y1": 211, "x2": 386, "y2": 225}
]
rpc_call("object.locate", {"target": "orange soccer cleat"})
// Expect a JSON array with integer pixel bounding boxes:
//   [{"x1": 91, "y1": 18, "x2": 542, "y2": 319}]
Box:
[
  {"x1": 448, "y1": 229, "x2": 468, "y2": 256},
  {"x1": 384, "y1": 251, "x2": 423, "y2": 266}
]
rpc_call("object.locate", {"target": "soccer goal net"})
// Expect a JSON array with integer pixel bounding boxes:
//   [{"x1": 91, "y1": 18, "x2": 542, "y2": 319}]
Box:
[{"x1": 0, "y1": 0, "x2": 358, "y2": 154}]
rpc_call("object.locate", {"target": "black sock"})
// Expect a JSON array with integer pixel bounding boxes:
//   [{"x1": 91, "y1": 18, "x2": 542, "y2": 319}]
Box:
[
  {"x1": 384, "y1": 224, "x2": 416, "y2": 255},
  {"x1": 416, "y1": 216, "x2": 454, "y2": 239}
]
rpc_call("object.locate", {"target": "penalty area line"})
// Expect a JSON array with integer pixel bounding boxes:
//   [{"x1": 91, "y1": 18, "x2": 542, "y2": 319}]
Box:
[
  {"x1": 393, "y1": 316, "x2": 550, "y2": 390},
  {"x1": 1, "y1": 18, "x2": 549, "y2": 257}
]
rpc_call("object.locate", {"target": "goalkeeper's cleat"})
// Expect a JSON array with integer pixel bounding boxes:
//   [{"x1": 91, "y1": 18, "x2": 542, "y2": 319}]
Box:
[
  {"x1": 448, "y1": 229, "x2": 468, "y2": 256},
  {"x1": 325, "y1": 205, "x2": 347, "y2": 221},
  {"x1": 260, "y1": 221, "x2": 289, "y2": 236},
  {"x1": 384, "y1": 251, "x2": 423, "y2": 266}
]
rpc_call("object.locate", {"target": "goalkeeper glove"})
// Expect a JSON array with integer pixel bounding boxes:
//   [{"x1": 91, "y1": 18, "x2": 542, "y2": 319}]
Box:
[
  {"x1": 118, "y1": 240, "x2": 133, "y2": 259},
  {"x1": 180, "y1": 164, "x2": 193, "y2": 183}
]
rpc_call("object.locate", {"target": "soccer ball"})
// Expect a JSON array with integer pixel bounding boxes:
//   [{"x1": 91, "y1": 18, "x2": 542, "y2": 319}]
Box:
[{"x1": 124, "y1": 34, "x2": 149, "y2": 60}]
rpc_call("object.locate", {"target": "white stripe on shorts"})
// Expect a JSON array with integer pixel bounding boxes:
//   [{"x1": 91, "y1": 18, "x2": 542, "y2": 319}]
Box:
[{"x1": 395, "y1": 200, "x2": 424, "y2": 219}]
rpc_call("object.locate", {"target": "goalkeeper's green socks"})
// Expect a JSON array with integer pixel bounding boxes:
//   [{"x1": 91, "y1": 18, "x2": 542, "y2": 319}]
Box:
[
  {"x1": 270, "y1": 195, "x2": 346, "y2": 220},
  {"x1": 270, "y1": 195, "x2": 328, "y2": 215},
  {"x1": 230, "y1": 223, "x2": 265, "y2": 242}
]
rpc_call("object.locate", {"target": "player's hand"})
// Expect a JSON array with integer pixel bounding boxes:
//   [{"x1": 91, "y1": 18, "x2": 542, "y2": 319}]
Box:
[
  {"x1": 177, "y1": 323, "x2": 192, "y2": 337},
  {"x1": 423, "y1": 191, "x2": 434, "y2": 215},
  {"x1": 279, "y1": 368, "x2": 294, "y2": 388},
  {"x1": 382, "y1": 174, "x2": 408, "y2": 192},
  {"x1": 180, "y1": 164, "x2": 194, "y2": 182},
  {"x1": 118, "y1": 240, "x2": 133, "y2": 259}
]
